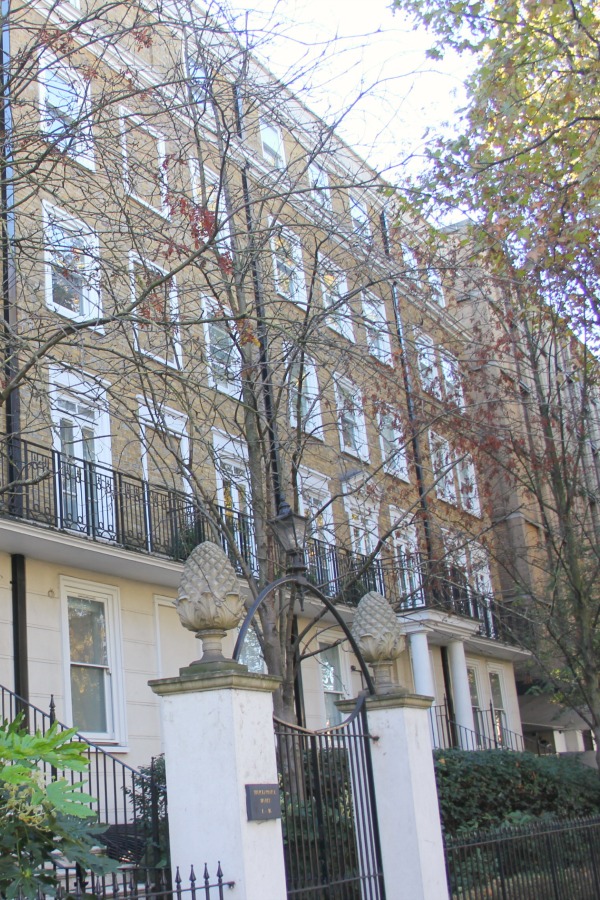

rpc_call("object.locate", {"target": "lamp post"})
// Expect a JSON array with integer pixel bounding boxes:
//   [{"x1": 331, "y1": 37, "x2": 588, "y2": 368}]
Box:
[{"x1": 269, "y1": 499, "x2": 308, "y2": 575}]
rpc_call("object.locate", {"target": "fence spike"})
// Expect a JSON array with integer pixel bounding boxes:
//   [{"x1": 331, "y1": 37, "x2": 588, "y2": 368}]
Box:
[
  {"x1": 216, "y1": 862, "x2": 223, "y2": 879},
  {"x1": 203, "y1": 863, "x2": 210, "y2": 884}
]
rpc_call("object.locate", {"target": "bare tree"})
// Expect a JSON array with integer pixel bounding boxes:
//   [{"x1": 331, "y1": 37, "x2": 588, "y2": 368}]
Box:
[{"x1": 2, "y1": 0, "x2": 427, "y2": 721}]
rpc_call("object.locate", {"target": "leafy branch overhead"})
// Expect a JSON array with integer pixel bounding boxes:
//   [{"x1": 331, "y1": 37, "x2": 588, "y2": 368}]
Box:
[{"x1": 394, "y1": 0, "x2": 600, "y2": 328}]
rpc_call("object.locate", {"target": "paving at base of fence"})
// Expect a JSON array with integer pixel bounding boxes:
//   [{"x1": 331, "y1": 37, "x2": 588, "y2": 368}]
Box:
[{"x1": 445, "y1": 815, "x2": 600, "y2": 899}]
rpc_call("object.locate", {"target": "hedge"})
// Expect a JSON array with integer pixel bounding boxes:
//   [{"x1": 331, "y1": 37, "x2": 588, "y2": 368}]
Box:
[{"x1": 434, "y1": 749, "x2": 600, "y2": 836}]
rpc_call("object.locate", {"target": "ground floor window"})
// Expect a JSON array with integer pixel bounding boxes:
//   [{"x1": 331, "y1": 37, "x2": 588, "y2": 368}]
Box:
[{"x1": 61, "y1": 577, "x2": 125, "y2": 744}]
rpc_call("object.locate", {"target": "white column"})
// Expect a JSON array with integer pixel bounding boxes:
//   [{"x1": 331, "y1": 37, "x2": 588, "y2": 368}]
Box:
[
  {"x1": 410, "y1": 631, "x2": 436, "y2": 696},
  {"x1": 365, "y1": 693, "x2": 449, "y2": 900},
  {"x1": 150, "y1": 665, "x2": 287, "y2": 900},
  {"x1": 447, "y1": 640, "x2": 476, "y2": 747},
  {"x1": 409, "y1": 630, "x2": 439, "y2": 747}
]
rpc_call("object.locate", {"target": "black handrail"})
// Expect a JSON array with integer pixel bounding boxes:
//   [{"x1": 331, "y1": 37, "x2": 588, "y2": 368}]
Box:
[{"x1": 0, "y1": 684, "x2": 164, "y2": 866}]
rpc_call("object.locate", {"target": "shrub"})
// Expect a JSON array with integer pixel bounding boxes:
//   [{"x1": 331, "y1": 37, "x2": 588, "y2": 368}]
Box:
[
  {"x1": 0, "y1": 716, "x2": 116, "y2": 899},
  {"x1": 434, "y1": 749, "x2": 600, "y2": 836},
  {"x1": 126, "y1": 754, "x2": 170, "y2": 868}
]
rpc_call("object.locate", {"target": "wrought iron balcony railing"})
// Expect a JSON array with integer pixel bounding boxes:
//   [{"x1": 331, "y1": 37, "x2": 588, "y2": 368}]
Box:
[
  {"x1": 429, "y1": 699, "x2": 524, "y2": 752},
  {"x1": 0, "y1": 436, "x2": 501, "y2": 633},
  {"x1": 0, "y1": 438, "x2": 385, "y2": 603},
  {"x1": 0, "y1": 436, "x2": 258, "y2": 575},
  {"x1": 304, "y1": 537, "x2": 386, "y2": 605}
]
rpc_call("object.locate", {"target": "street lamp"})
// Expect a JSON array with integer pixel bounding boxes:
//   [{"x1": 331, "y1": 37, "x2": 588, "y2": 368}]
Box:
[{"x1": 269, "y1": 500, "x2": 307, "y2": 574}]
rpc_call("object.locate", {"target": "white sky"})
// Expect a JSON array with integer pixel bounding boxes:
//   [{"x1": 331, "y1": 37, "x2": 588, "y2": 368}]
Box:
[{"x1": 226, "y1": 0, "x2": 470, "y2": 183}]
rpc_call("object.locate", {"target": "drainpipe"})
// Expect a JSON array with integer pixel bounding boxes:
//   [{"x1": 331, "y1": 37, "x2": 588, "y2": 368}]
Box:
[
  {"x1": 389, "y1": 282, "x2": 435, "y2": 567},
  {"x1": 240, "y1": 166, "x2": 283, "y2": 510},
  {"x1": 11, "y1": 554, "x2": 28, "y2": 701},
  {"x1": 1, "y1": 2, "x2": 27, "y2": 700}
]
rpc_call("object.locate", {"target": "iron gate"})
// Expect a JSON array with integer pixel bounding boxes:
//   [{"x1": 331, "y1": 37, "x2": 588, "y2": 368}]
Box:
[{"x1": 274, "y1": 695, "x2": 385, "y2": 899}]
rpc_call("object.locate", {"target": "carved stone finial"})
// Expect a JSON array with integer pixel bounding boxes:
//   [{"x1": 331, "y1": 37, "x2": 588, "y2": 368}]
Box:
[
  {"x1": 176, "y1": 541, "x2": 245, "y2": 664},
  {"x1": 351, "y1": 591, "x2": 406, "y2": 694}
]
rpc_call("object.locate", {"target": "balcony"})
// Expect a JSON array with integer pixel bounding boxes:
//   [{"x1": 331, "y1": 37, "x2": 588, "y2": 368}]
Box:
[
  {"x1": 0, "y1": 436, "x2": 257, "y2": 575},
  {"x1": 0, "y1": 437, "x2": 502, "y2": 634},
  {"x1": 393, "y1": 557, "x2": 498, "y2": 641},
  {"x1": 0, "y1": 438, "x2": 385, "y2": 603},
  {"x1": 304, "y1": 537, "x2": 386, "y2": 605}
]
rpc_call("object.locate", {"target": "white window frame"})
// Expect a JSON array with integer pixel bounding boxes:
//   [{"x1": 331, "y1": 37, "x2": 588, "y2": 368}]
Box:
[
  {"x1": 318, "y1": 641, "x2": 347, "y2": 727},
  {"x1": 299, "y1": 468, "x2": 334, "y2": 544},
  {"x1": 202, "y1": 297, "x2": 242, "y2": 397},
  {"x1": 308, "y1": 162, "x2": 331, "y2": 210},
  {"x1": 439, "y1": 350, "x2": 465, "y2": 410},
  {"x1": 288, "y1": 352, "x2": 323, "y2": 437},
  {"x1": 343, "y1": 492, "x2": 379, "y2": 557},
  {"x1": 390, "y1": 509, "x2": 423, "y2": 606},
  {"x1": 349, "y1": 194, "x2": 371, "y2": 239},
  {"x1": 456, "y1": 453, "x2": 481, "y2": 516},
  {"x1": 120, "y1": 107, "x2": 168, "y2": 216},
  {"x1": 188, "y1": 159, "x2": 231, "y2": 250},
  {"x1": 184, "y1": 43, "x2": 214, "y2": 122},
  {"x1": 362, "y1": 292, "x2": 392, "y2": 364},
  {"x1": 430, "y1": 432, "x2": 457, "y2": 504},
  {"x1": 378, "y1": 410, "x2": 409, "y2": 481},
  {"x1": 260, "y1": 119, "x2": 285, "y2": 168},
  {"x1": 130, "y1": 253, "x2": 181, "y2": 369},
  {"x1": 49, "y1": 366, "x2": 113, "y2": 533},
  {"x1": 270, "y1": 223, "x2": 306, "y2": 306},
  {"x1": 321, "y1": 262, "x2": 354, "y2": 341},
  {"x1": 428, "y1": 268, "x2": 445, "y2": 306},
  {"x1": 415, "y1": 333, "x2": 442, "y2": 398},
  {"x1": 39, "y1": 50, "x2": 93, "y2": 168},
  {"x1": 60, "y1": 576, "x2": 126, "y2": 746},
  {"x1": 43, "y1": 202, "x2": 101, "y2": 322},
  {"x1": 335, "y1": 376, "x2": 369, "y2": 461},
  {"x1": 138, "y1": 401, "x2": 190, "y2": 498},
  {"x1": 401, "y1": 243, "x2": 422, "y2": 285},
  {"x1": 211, "y1": 432, "x2": 254, "y2": 549}
]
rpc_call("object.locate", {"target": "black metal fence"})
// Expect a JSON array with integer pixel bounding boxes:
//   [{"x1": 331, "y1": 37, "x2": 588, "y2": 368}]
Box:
[
  {"x1": 0, "y1": 685, "x2": 165, "y2": 869},
  {"x1": 445, "y1": 816, "x2": 600, "y2": 899},
  {"x1": 34, "y1": 863, "x2": 233, "y2": 900},
  {"x1": 430, "y1": 700, "x2": 525, "y2": 752},
  {"x1": 274, "y1": 696, "x2": 385, "y2": 899}
]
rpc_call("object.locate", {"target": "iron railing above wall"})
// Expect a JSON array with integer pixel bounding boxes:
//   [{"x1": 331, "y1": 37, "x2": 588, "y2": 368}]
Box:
[
  {"x1": 445, "y1": 815, "x2": 600, "y2": 899},
  {"x1": 430, "y1": 700, "x2": 525, "y2": 752},
  {"x1": 39, "y1": 863, "x2": 233, "y2": 900}
]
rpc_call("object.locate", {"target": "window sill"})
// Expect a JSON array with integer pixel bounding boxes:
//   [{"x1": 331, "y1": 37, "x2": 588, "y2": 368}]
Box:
[
  {"x1": 384, "y1": 466, "x2": 410, "y2": 482},
  {"x1": 341, "y1": 445, "x2": 369, "y2": 464},
  {"x1": 46, "y1": 303, "x2": 105, "y2": 332},
  {"x1": 41, "y1": 135, "x2": 95, "y2": 172},
  {"x1": 126, "y1": 190, "x2": 170, "y2": 221},
  {"x1": 136, "y1": 347, "x2": 182, "y2": 370},
  {"x1": 326, "y1": 320, "x2": 355, "y2": 343},
  {"x1": 210, "y1": 377, "x2": 242, "y2": 399}
]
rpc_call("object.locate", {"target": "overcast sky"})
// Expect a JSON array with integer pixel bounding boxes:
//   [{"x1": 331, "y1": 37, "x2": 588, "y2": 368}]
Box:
[{"x1": 226, "y1": 0, "x2": 470, "y2": 183}]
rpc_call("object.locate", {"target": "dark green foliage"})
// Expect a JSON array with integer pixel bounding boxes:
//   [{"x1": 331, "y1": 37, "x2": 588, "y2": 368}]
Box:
[
  {"x1": 126, "y1": 754, "x2": 170, "y2": 868},
  {"x1": 281, "y1": 746, "x2": 360, "y2": 895},
  {"x1": 0, "y1": 716, "x2": 116, "y2": 899},
  {"x1": 435, "y1": 749, "x2": 600, "y2": 836}
]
